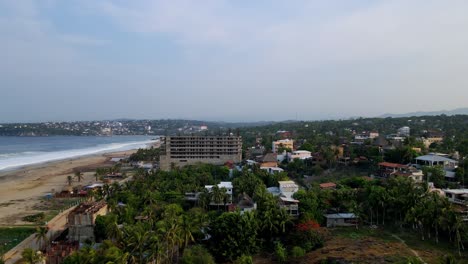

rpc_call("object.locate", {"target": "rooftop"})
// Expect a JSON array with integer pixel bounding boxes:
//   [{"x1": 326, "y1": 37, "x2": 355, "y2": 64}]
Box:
[
  {"x1": 443, "y1": 189, "x2": 468, "y2": 195},
  {"x1": 378, "y1": 162, "x2": 408, "y2": 168},
  {"x1": 70, "y1": 201, "x2": 106, "y2": 215},
  {"x1": 320, "y1": 182, "x2": 337, "y2": 188},
  {"x1": 324, "y1": 213, "x2": 357, "y2": 219},
  {"x1": 415, "y1": 154, "x2": 457, "y2": 163}
]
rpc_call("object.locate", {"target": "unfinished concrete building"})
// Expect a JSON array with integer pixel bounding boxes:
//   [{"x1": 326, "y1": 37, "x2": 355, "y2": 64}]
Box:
[
  {"x1": 159, "y1": 135, "x2": 242, "y2": 170},
  {"x1": 67, "y1": 201, "x2": 108, "y2": 243}
]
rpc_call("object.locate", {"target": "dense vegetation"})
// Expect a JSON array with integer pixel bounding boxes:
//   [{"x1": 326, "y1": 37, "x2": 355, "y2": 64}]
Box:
[{"x1": 61, "y1": 163, "x2": 467, "y2": 263}]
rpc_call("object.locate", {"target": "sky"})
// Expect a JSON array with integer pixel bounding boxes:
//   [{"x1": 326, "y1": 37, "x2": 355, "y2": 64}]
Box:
[{"x1": 1, "y1": 0, "x2": 468, "y2": 123}]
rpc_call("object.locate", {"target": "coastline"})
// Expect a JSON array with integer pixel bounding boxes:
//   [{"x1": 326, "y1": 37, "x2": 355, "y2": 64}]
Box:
[{"x1": 0, "y1": 149, "x2": 138, "y2": 226}]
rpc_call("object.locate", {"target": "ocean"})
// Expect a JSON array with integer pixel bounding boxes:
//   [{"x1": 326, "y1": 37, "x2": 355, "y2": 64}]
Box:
[{"x1": 0, "y1": 136, "x2": 155, "y2": 172}]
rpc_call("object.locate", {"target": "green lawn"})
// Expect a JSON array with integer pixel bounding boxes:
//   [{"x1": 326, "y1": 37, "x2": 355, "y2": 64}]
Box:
[{"x1": 0, "y1": 227, "x2": 35, "y2": 255}]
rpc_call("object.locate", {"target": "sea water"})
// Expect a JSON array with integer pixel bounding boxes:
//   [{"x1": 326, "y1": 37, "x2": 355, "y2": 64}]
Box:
[{"x1": 0, "y1": 136, "x2": 155, "y2": 172}]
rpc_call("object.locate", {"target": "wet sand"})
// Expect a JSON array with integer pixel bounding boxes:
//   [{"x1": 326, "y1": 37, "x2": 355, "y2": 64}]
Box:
[{"x1": 0, "y1": 150, "x2": 136, "y2": 225}]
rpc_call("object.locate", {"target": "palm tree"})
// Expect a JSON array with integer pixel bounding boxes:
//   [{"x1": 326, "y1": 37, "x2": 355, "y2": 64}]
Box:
[
  {"x1": 34, "y1": 226, "x2": 48, "y2": 251},
  {"x1": 67, "y1": 175, "x2": 73, "y2": 186},
  {"x1": 198, "y1": 189, "x2": 211, "y2": 210},
  {"x1": 179, "y1": 214, "x2": 195, "y2": 250},
  {"x1": 74, "y1": 171, "x2": 84, "y2": 182},
  {"x1": 211, "y1": 186, "x2": 225, "y2": 211}
]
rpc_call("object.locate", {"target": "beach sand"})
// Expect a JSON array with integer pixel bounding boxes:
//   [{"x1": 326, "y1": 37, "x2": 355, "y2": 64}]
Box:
[{"x1": 0, "y1": 150, "x2": 136, "y2": 225}]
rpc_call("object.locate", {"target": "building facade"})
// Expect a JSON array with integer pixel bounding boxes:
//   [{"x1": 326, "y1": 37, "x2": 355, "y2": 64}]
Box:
[
  {"x1": 272, "y1": 139, "x2": 294, "y2": 153},
  {"x1": 67, "y1": 201, "x2": 108, "y2": 243},
  {"x1": 159, "y1": 136, "x2": 242, "y2": 170}
]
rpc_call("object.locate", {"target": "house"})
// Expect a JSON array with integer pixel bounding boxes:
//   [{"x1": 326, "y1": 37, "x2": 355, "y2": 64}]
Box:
[
  {"x1": 260, "y1": 153, "x2": 278, "y2": 168},
  {"x1": 377, "y1": 162, "x2": 423, "y2": 182},
  {"x1": 320, "y1": 182, "x2": 337, "y2": 190},
  {"x1": 267, "y1": 181, "x2": 300, "y2": 216},
  {"x1": 261, "y1": 167, "x2": 284, "y2": 174},
  {"x1": 272, "y1": 139, "x2": 294, "y2": 153},
  {"x1": 288, "y1": 150, "x2": 312, "y2": 161},
  {"x1": 369, "y1": 131, "x2": 379, "y2": 139},
  {"x1": 205, "y1": 182, "x2": 233, "y2": 205},
  {"x1": 324, "y1": 213, "x2": 358, "y2": 227},
  {"x1": 278, "y1": 181, "x2": 300, "y2": 216},
  {"x1": 236, "y1": 193, "x2": 257, "y2": 213},
  {"x1": 443, "y1": 189, "x2": 468, "y2": 206},
  {"x1": 414, "y1": 154, "x2": 458, "y2": 180}
]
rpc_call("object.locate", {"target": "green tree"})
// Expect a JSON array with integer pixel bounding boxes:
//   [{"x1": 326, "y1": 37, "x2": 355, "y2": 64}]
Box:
[
  {"x1": 67, "y1": 175, "x2": 73, "y2": 186},
  {"x1": 34, "y1": 226, "x2": 48, "y2": 251},
  {"x1": 74, "y1": 170, "x2": 84, "y2": 182},
  {"x1": 210, "y1": 211, "x2": 258, "y2": 261}
]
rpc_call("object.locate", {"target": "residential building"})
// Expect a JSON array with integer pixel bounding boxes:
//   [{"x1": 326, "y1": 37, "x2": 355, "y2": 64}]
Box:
[
  {"x1": 369, "y1": 131, "x2": 379, "y2": 139},
  {"x1": 272, "y1": 139, "x2": 294, "y2": 153},
  {"x1": 278, "y1": 181, "x2": 299, "y2": 216},
  {"x1": 414, "y1": 154, "x2": 458, "y2": 180},
  {"x1": 159, "y1": 135, "x2": 242, "y2": 171},
  {"x1": 324, "y1": 213, "x2": 358, "y2": 227},
  {"x1": 261, "y1": 166, "x2": 284, "y2": 174},
  {"x1": 397, "y1": 126, "x2": 410, "y2": 137},
  {"x1": 288, "y1": 150, "x2": 312, "y2": 161},
  {"x1": 205, "y1": 182, "x2": 233, "y2": 205},
  {"x1": 443, "y1": 189, "x2": 468, "y2": 206},
  {"x1": 423, "y1": 137, "x2": 444, "y2": 148},
  {"x1": 260, "y1": 153, "x2": 278, "y2": 168},
  {"x1": 267, "y1": 181, "x2": 300, "y2": 216},
  {"x1": 377, "y1": 162, "x2": 423, "y2": 182},
  {"x1": 67, "y1": 201, "x2": 108, "y2": 243},
  {"x1": 236, "y1": 193, "x2": 257, "y2": 214}
]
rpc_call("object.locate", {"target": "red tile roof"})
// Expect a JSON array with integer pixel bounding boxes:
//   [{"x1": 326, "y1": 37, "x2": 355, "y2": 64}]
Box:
[
  {"x1": 320, "y1": 182, "x2": 337, "y2": 189},
  {"x1": 378, "y1": 162, "x2": 408, "y2": 168}
]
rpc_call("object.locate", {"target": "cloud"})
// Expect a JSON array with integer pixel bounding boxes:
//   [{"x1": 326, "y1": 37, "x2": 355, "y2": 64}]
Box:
[{"x1": 1, "y1": 0, "x2": 468, "y2": 122}]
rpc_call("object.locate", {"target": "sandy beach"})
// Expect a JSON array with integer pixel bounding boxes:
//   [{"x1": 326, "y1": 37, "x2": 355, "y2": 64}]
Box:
[{"x1": 0, "y1": 150, "x2": 136, "y2": 225}]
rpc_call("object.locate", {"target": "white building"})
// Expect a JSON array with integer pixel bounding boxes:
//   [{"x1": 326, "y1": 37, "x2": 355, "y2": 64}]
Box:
[
  {"x1": 288, "y1": 150, "x2": 312, "y2": 161},
  {"x1": 443, "y1": 189, "x2": 468, "y2": 206},
  {"x1": 205, "y1": 182, "x2": 233, "y2": 205},
  {"x1": 266, "y1": 181, "x2": 300, "y2": 216},
  {"x1": 415, "y1": 154, "x2": 458, "y2": 179},
  {"x1": 397, "y1": 126, "x2": 410, "y2": 137},
  {"x1": 261, "y1": 167, "x2": 284, "y2": 174}
]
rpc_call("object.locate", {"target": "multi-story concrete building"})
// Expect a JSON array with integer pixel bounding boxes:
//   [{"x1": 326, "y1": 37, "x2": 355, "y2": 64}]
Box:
[
  {"x1": 67, "y1": 201, "x2": 108, "y2": 243},
  {"x1": 159, "y1": 136, "x2": 242, "y2": 170}
]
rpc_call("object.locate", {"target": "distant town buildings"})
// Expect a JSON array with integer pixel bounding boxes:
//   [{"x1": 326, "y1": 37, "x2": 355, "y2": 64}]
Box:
[{"x1": 159, "y1": 135, "x2": 242, "y2": 171}]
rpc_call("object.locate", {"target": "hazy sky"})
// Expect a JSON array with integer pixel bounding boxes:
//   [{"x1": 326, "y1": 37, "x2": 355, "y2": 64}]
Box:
[{"x1": 1, "y1": 0, "x2": 468, "y2": 123}]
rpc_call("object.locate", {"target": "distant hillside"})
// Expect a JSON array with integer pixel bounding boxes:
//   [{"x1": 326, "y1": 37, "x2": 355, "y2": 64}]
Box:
[{"x1": 380, "y1": 108, "x2": 468, "y2": 118}]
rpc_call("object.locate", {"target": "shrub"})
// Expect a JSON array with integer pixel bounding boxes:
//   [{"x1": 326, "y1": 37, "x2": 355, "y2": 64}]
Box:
[
  {"x1": 291, "y1": 246, "x2": 306, "y2": 258},
  {"x1": 22, "y1": 213, "x2": 45, "y2": 223},
  {"x1": 234, "y1": 255, "x2": 253, "y2": 264},
  {"x1": 181, "y1": 245, "x2": 215, "y2": 264},
  {"x1": 274, "y1": 242, "x2": 287, "y2": 264}
]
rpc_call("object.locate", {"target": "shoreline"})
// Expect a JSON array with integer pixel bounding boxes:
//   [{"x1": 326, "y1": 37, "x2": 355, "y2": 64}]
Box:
[
  {"x1": 0, "y1": 138, "x2": 155, "y2": 173},
  {"x1": 0, "y1": 148, "x2": 139, "y2": 226}
]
